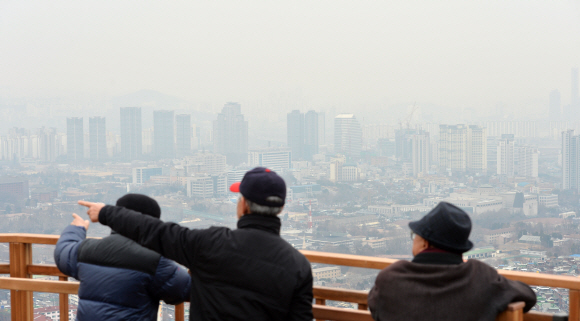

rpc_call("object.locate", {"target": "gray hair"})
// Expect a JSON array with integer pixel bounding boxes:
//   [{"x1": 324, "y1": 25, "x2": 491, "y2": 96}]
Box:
[{"x1": 245, "y1": 199, "x2": 283, "y2": 216}]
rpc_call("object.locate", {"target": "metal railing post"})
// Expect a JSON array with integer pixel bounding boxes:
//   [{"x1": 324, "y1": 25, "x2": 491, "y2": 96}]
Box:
[{"x1": 9, "y1": 242, "x2": 32, "y2": 321}]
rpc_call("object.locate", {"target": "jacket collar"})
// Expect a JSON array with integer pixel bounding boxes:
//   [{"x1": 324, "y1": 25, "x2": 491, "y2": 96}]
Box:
[
  {"x1": 237, "y1": 214, "x2": 281, "y2": 235},
  {"x1": 412, "y1": 252, "x2": 464, "y2": 265}
]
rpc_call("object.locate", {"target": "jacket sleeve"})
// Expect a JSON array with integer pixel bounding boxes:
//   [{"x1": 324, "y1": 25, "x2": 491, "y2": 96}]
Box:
[
  {"x1": 151, "y1": 257, "x2": 192, "y2": 305},
  {"x1": 500, "y1": 277, "x2": 537, "y2": 313},
  {"x1": 367, "y1": 269, "x2": 386, "y2": 321},
  {"x1": 53, "y1": 225, "x2": 86, "y2": 279},
  {"x1": 99, "y1": 205, "x2": 204, "y2": 268},
  {"x1": 287, "y1": 265, "x2": 313, "y2": 321}
]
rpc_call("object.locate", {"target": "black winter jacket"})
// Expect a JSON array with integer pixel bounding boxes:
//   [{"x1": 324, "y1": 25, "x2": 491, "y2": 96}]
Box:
[
  {"x1": 98, "y1": 205, "x2": 313, "y2": 321},
  {"x1": 54, "y1": 225, "x2": 191, "y2": 321}
]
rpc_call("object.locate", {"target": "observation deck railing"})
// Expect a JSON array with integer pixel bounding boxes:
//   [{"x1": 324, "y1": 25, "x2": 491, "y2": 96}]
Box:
[{"x1": 0, "y1": 234, "x2": 573, "y2": 321}]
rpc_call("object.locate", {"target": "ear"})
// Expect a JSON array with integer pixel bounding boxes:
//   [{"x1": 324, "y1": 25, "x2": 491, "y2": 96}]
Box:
[{"x1": 240, "y1": 197, "x2": 251, "y2": 214}]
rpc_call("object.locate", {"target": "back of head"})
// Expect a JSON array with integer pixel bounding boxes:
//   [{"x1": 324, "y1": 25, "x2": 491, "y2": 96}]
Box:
[{"x1": 115, "y1": 194, "x2": 161, "y2": 219}]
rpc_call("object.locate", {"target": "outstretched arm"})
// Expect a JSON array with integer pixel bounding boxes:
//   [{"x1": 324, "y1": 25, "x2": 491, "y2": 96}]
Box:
[
  {"x1": 54, "y1": 214, "x2": 89, "y2": 279},
  {"x1": 79, "y1": 201, "x2": 199, "y2": 268}
]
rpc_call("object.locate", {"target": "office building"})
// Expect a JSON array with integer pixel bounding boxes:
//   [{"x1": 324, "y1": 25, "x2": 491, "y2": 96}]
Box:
[
  {"x1": 175, "y1": 114, "x2": 192, "y2": 158},
  {"x1": 213, "y1": 102, "x2": 248, "y2": 165},
  {"x1": 120, "y1": 107, "x2": 142, "y2": 160},
  {"x1": 248, "y1": 149, "x2": 292, "y2": 171},
  {"x1": 153, "y1": 110, "x2": 175, "y2": 158},
  {"x1": 411, "y1": 132, "x2": 430, "y2": 176},
  {"x1": 132, "y1": 167, "x2": 162, "y2": 184},
  {"x1": 497, "y1": 134, "x2": 515, "y2": 176},
  {"x1": 562, "y1": 130, "x2": 580, "y2": 192},
  {"x1": 287, "y1": 110, "x2": 304, "y2": 160},
  {"x1": 89, "y1": 117, "x2": 107, "y2": 160},
  {"x1": 186, "y1": 153, "x2": 227, "y2": 174},
  {"x1": 334, "y1": 114, "x2": 362, "y2": 158},
  {"x1": 67, "y1": 117, "x2": 83, "y2": 162},
  {"x1": 487, "y1": 136, "x2": 498, "y2": 175},
  {"x1": 549, "y1": 90, "x2": 561, "y2": 121},
  {"x1": 186, "y1": 174, "x2": 227, "y2": 198}
]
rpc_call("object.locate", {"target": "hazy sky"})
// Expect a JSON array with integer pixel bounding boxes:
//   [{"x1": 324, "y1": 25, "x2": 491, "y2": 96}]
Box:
[{"x1": 1, "y1": 1, "x2": 579, "y2": 115}]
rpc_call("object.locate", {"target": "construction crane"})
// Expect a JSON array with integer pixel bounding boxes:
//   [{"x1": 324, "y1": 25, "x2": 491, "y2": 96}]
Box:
[{"x1": 398, "y1": 102, "x2": 418, "y2": 129}]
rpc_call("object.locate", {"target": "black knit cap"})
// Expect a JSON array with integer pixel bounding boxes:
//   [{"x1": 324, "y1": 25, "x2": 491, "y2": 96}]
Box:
[
  {"x1": 409, "y1": 202, "x2": 473, "y2": 254},
  {"x1": 115, "y1": 193, "x2": 161, "y2": 219}
]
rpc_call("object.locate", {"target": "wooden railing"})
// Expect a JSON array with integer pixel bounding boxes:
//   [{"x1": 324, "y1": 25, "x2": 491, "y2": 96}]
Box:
[{"x1": 0, "y1": 234, "x2": 573, "y2": 321}]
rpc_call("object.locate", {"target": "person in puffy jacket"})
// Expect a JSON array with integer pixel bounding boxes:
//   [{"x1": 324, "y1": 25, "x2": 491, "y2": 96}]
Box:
[{"x1": 54, "y1": 194, "x2": 191, "y2": 321}]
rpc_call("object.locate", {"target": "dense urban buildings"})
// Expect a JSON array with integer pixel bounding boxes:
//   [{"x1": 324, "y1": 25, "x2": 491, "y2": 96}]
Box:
[
  {"x1": 213, "y1": 102, "x2": 248, "y2": 165},
  {"x1": 120, "y1": 107, "x2": 142, "y2": 160}
]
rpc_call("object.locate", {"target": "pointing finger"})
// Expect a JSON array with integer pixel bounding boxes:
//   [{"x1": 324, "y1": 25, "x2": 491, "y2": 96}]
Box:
[{"x1": 78, "y1": 200, "x2": 93, "y2": 207}]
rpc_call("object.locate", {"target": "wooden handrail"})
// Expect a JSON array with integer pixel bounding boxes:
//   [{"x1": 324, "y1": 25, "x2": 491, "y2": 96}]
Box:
[{"x1": 0, "y1": 233, "x2": 572, "y2": 321}]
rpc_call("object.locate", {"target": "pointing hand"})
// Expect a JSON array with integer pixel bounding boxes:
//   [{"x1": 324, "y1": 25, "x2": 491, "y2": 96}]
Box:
[
  {"x1": 71, "y1": 213, "x2": 90, "y2": 231},
  {"x1": 78, "y1": 201, "x2": 105, "y2": 223}
]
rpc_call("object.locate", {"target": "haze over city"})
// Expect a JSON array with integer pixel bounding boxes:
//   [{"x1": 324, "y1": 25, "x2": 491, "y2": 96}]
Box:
[{"x1": 1, "y1": 1, "x2": 580, "y2": 320}]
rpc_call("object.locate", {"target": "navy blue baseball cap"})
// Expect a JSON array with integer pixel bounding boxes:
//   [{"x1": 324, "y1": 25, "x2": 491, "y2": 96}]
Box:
[{"x1": 229, "y1": 167, "x2": 286, "y2": 207}]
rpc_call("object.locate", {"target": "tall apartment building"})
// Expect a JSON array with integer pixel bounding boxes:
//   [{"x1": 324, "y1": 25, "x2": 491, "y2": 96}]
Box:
[
  {"x1": 497, "y1": 134, "x2": 515, "y2": 176},
  {"x1": 411, "y1": 132, "x2": 430, "y2": 176},
  {"x1": 467, "y1": 125, "x2": 487, "y2": 173},
  {"x1": 334, "y1": 114, "x2": 362, "y2": 159},
  {"x1": 487, "y1": 136, "x2": 498, "y2": 175},
  {"x1": 515, "y1": 146, "x2": 539, "y2": 178},
  {"x1": 213, "y1": 102, "x2": 248, "y2": 165},
  {"x1": 153, "y1": 110, "x2": 175, "y2": 159},
  {"x1": 120, "y1": 107, "x2": 142, "y2": 160},
  {"x1": 439, "y1": 125, "x2": 486, "y2": 173},
  {"x1": 67, "y1": 117, "x2": 84, "y2": 162},
  {"x1": 175, "y1": 114, "x2": 192, "y2": 158},
  {"x1": 89, "y1": 117, "x2": 107, "y2": 160},
  {"x1": 395, "y1": 128, "x2": 420, "y2": 162},
  {"x1": 562, "y1": 130, "x2": 580, "y2": 191},
  {"x1": 248, "y1": 149, "x2": 292, "y2": 172}
]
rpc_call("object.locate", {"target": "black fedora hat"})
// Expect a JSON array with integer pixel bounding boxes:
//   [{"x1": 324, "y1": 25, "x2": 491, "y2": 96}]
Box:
[{"x1": 409, "y1": 202, "x2": 473, "y2": 254}]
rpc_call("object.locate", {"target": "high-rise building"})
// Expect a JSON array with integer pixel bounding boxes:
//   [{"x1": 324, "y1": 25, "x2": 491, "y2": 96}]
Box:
[
  {"x1": 89, "y1": 117, "x2": 107, "y2": 160},
  {"x1": 467, "y1": 125, "x2": 487, "y2": 173},
  {"x1": 549, "y1": 90, "x2": 561, "y2": 121},
  {"x1": 395, "y1": 128, "x2": 422, "y2": 162},
  {"x1": 287, "y1": 110, "x2": 304, "y2": 160},
  {"x1": 334, "y1": 114, "x2": 362, "y2": 158},
  {"x1": 487, "y1": 136, "x2": 498, "y2": 175},
  {"x1": 573, "y1": 68, "x2": 579, "y2": 108},
  {"x1": 318, "y1": 112, "x2": 325, "y2": 145},
  {"x1": 132, "y1": 167, "x2": 163, "y2": 184},
  {"x1": 562, "y1": 130, "x2": 580, "y2": 192},
  {"x1": 304, "y1": 111, "x2": 319, "y2": 160},
  {"x1": 213, "y1": 102, "x2": 248, "y2": 165},
  {"x1": 176, "y1": 114, "x2": 192, "y2": 158},
  {"x1": 67, "y1": 117, "x2": 83, "y2": 162},
  {"x1": 515, "y1": 146, "x2": 538, "y2": 178},
  {"x1": 497, "y1": 134, "x2": 515, "y2": 176},
  {"x1": 439, "y1": 125, "x2": 468, "y2": 172},
  {"x1": 439, "y1": 124, "x2": 486, "y2": 173},
  {"x1": 411, "y1": 132, "x2": 430, "y2": 176},
  {"x1": 153, "y1": 110, "x2": 175, "y2": 158},
  {"x1": 120, "y1": 107, "x2": 142, "y2": 160}
]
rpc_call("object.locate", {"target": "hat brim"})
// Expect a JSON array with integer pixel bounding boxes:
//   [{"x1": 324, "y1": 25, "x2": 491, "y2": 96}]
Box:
[
  {"x1": 409, "y1": 220, "x2": 473, "y2": 253},
  {"x1": 229, "y1": 182, "x2": 241, "y2": 193}
]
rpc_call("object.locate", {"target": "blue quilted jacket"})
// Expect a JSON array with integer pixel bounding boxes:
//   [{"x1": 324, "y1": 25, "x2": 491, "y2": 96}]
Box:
[{"x1": 54, "y1": 225, "x2": 191, "y2": 321}]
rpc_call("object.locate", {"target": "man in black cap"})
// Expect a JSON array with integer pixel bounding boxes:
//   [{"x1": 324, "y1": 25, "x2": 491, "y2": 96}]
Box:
[
  {"x1": 54, "y1": 194, "x2": 191, "y2": 321},
  {"x1": 367, "y1": 202, "x2": 536, "y2": 321},
  {"x1": 78, "y1": 167, "x2": 313, "y2": 321}
]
